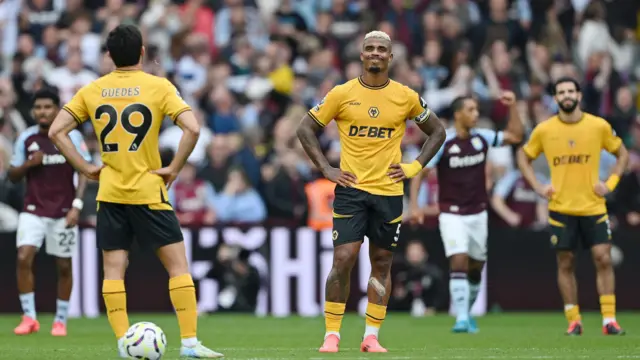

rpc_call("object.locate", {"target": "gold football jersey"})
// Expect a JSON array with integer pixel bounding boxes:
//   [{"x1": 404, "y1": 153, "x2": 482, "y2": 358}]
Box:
[
  {"x1": 63, "y1": 69, "x2": 191, "y2": 204},
  {"x1": 523, "y1": 113, "x2": 621, "y2": 216},
  {"x1": 308, "y1": 77, "x2": 431, "y2": 196}
]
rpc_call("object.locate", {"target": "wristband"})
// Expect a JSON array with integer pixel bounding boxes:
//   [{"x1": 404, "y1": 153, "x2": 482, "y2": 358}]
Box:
[
  {"x1": 400, "y1": 160, "x2": 423, "y2": 179},
  {"x1": 605, "y1": 174, "x2": 620, "y2": 192},
  {"x1": 72, "y1": 198, "x2": 84, "y2": 211}
]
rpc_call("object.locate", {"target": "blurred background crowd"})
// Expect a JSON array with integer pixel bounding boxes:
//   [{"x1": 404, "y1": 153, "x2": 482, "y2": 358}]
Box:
[{"x1": 0, "y1": 0, "x2": 640, "y2": 312}]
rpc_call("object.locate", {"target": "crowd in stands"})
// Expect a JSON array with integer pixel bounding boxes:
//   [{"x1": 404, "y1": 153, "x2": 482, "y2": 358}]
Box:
[{"x1": 0, "y1": 0, "x2": 639, "y2": 234}]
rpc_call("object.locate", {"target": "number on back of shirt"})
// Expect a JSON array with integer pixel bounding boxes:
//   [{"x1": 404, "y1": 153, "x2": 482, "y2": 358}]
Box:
[{"x1": 95, "y1": 103, "x2": 152, "y2": 153}]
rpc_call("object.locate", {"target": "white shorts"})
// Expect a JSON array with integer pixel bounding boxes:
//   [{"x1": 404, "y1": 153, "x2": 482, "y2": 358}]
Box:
[
  {"x1": 438, "y1": 211, "x2": 488, "y2": 261},
  {"x1": 16, "y1": 212, "x2": 78, "y2": 258}
]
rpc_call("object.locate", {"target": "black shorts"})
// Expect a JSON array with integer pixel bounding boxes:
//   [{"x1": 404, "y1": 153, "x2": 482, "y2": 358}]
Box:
[
  {"x1": 332, "y1": 187, "x2": 404, "y2": 251},
  {"x1": 548, "y1": 211, "x2": 612, "y2": 251},
  {"x1": 96, "y1": 201, "x2": 183, "y2": 251}
]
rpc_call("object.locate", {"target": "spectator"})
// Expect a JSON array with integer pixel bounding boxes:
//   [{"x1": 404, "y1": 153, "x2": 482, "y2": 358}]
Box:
[
  {"x1": 160, "y1": 108, "x2": 213, "y2": 166},
  {"x1": 389, "y1": 241, "x2": 446, "y2": 316},
  {"x1": 213, "y1": 167, "x2": 266, "y2": 223},
  {"x1": 208, "y1": 244, "x2": 261, "y2": 313},
  {"x1": 169, "y1": 162, "x2": 217, "y2": 226},
  {"x1": 0, "y1": 0, "x2": 637, "y2": 240},
  {"x1": 490, "y1": 169, "x2": 548, "y2": 229},
  {"x1": 262, "y1": 150, "x2": 308, "y2": 224},
  {"x1": 45, "y1": 50, "x2": 97, "y2": 104}
]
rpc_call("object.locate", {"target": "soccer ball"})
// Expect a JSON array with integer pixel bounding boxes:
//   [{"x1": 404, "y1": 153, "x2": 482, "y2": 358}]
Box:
[{"x1": 122, "y1": 322, "x2": 167, "y2": 360}]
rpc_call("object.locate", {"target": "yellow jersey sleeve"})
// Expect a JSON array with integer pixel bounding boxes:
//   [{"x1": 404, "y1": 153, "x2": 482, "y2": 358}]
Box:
[
  {"x1": 308, "y1": 86, "x2": 343, "y2": 127},
  {"x1": 522, "y1": 126, "x2": 543, "y2": 159},
  {"x1": 62, "y1": 87, "x2": 89, "y2": 125},
  {"x1": 602, "y1": 121, "x2": 622, "y2": 153},
  {"x1": 162, "y1": 80, "x2": 191, "y2": 122},
  {"x1": 406, "y1": 89, "x2": 431, "y2": 124}
]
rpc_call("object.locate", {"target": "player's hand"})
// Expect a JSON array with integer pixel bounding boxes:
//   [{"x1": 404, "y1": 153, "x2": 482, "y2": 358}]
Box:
[
  {"x1": 506, "y1": 212, "x2": 522, "y2": 227},
  {"x1": 388, "y1": 164, "x2": 408, "y2": 182},
  {"x1": 408, "y1": 204, "x2": 424, "y2": 225},
  {"x1": 26, "y1": 151, "x2": 44, "y2": 167},
  {"x1": 65, "y1": 207, "x2": 80, "y2": 228},
  {"x1": 535, "y1": 184, "x2": 555, "y2": 200},
  {"x1": 499, "y1": 90, "x2": 516, "y2": 106},
  {"x1": 151, "y1": 166, "x2": 179, "y2": 189},
  {"x1": 323, "y1": 166, "x2": 357, "y2": 187},
  {"x1": 594, "y1": 182, "x2": 610, "y2": 197},
  {"x1": 82, "y1": 164, "x2": 104, "y2": 181}
]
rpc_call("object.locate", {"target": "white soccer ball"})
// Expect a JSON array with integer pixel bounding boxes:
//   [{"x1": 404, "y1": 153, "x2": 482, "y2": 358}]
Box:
[{"x1": 123, "y1": 322, "x2": 167, "y2": 360}]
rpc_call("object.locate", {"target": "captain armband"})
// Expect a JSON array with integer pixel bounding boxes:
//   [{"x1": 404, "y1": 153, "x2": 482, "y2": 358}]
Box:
[{"x1": 413, "y1": 108, "x2": 432, "y2": 124}]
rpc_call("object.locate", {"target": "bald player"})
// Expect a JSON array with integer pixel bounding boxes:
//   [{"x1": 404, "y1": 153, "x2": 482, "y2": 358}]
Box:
[{"x1": 296, "y1": 31, "x2": 446, "y2": 353}]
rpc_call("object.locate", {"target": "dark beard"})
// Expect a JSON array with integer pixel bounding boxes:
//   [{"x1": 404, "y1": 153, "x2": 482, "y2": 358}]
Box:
[
  {"x1": 367, "y1": 66, "x2": 381, "y2": 74},
  {"x1": 559, "y1": 100, "x2": 579, "y2": 113}
]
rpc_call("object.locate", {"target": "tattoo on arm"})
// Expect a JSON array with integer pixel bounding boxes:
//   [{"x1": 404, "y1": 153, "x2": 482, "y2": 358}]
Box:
[
  {"x1": 296, "y1": 115, "x2": 331, "y2": 173},
  {"x1": 415, "y1": 112, "x2": 446, "y2": 166}
]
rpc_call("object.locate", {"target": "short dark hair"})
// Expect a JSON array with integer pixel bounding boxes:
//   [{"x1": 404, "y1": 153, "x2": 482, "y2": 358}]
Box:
[
  {"x1": 33, "y1": 87, "x2": 60, "y2": 107},
  {"x1": 552, "y1": 77, "x2": 581, "y2": 95},
  {"x1": 451, "y1": 95, "x2": 474, "y2": 113},
  {"x1": 106, "y1": 24, "x2": 143, "y2": 68}
]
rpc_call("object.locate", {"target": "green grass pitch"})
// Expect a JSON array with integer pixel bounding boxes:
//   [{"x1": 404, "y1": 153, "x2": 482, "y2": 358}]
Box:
[{"x1": 1, "y1": 313, "x2": 639, "y2": 359}]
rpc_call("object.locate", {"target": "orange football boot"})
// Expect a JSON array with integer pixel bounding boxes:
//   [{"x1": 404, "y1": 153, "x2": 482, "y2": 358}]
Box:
[
  {"x1": 51, "y1": 321, "x2": 67, "y2": 336},
  {"x1": 319, "y1": 334, "x2": 340, "y2": 353},
  {"x1": 360, "y1": 335, "x2": 387, "y2": 353},
  {"x1": 14, "y1": 316, "x2": 40, "y2": 335}
]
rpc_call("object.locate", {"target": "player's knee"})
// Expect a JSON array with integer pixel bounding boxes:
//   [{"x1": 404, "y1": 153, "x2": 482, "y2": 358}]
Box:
[
  {"x1": 102, "y1": 251, "x2": 128, "y2": 279},
  {"x1": 593, "y1": 252, "x2": 612, "y2": 270},
  {"x1": 16, "y1": 248, "x2": 35, "y2": 269},
  {"x1": 332, "y1": 245, "x2": 359, "y2": 273},
  {"x1": 557, "y1": 259, "x2": 574, "y2": 273},
  {"x1": 449, "y1": 254, "x2": 468, "y2": 272},
  {"x1": 370, "y1": 251, "x2": 393, "y2": 274}
]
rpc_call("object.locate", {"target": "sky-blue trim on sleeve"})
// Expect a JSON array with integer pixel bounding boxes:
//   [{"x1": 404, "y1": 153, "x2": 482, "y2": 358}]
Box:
[
  {"x1": 426, "y1": 128, "x2": 457, "y2": 169},
  {"x1": 69, "y1": 130, "x2": 92, "y2": 162},
  {"x1": 9, "y1": 126, "x2": 39, "y2": 167},
  {"x1": 493, "y1": 170, "x2": 520, "y2": 198},
  {"x1": 472, "y1": 128, "x2": 503, "y2": 147}
]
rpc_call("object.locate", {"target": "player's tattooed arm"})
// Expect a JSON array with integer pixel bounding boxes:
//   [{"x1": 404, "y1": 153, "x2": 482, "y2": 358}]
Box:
[
  {"x1": 296, "y1": 114, "x2": 357, "y2": 187},
  {"x1": 389, "y1": 111, "x2": 445, "y2": 183},
  {"x1": 414, "y1": 112, "x2": 446, "y2": 166}
]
